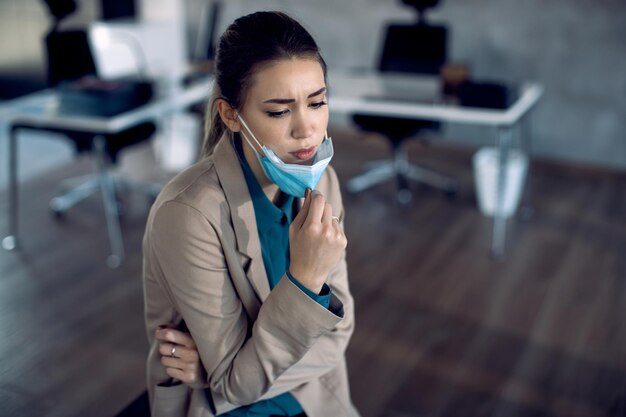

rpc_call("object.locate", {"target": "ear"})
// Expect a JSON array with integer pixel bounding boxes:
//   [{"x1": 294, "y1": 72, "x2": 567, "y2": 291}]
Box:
[{"x1": 216, "y1": 99, "x2": 241, "y2": 132}]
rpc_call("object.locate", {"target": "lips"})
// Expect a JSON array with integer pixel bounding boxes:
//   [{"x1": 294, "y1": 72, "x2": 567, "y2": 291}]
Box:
[{"x1": 290, "y1": 146, "x2": 317, "y2": 161}]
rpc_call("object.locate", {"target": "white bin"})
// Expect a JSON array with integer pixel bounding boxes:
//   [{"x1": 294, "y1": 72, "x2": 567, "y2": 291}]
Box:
[{"x1": 472, "y1": 147, "x2": 528, "y2": 217}]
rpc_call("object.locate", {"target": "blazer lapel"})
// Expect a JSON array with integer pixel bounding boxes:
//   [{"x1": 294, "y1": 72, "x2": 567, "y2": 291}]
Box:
[{"x1": 213, "y1": 136, "x2": 271, "y2": 302}]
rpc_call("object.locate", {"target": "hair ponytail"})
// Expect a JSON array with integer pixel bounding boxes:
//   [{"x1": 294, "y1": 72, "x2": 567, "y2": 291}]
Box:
[{"x1": 200, "y1": 84, "x2": 226, "y2": 158}]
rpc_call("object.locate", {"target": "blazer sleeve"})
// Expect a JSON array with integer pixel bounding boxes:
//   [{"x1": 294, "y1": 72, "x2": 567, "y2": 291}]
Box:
[
  {"x1": 259, "y1": 249, "x2": 354, "y2": 401},
  {"x1": 256, "y1": 187, "x2": 354, "y2": 400},
  {"x1": 148, "y1": 200, "x2": 345, "y2": 407}
]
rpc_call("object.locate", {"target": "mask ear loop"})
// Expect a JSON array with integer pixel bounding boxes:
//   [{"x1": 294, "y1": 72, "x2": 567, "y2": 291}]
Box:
[{"x1": 237, "y1": 114, "x2": 266, "y2": 157}]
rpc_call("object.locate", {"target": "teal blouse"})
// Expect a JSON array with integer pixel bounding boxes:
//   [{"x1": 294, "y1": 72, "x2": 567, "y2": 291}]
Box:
[{"x1": 219, "y1": 136, "x2": 331, "y2": 417}]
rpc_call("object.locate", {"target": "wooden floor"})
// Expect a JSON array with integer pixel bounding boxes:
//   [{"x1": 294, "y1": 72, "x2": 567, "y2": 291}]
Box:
[{"x1": 0, "y1": 131, "x2": 624, "y2": 417}]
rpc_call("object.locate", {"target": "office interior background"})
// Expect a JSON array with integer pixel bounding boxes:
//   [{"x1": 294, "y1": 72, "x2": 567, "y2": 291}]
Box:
[{"x1": 0, "y1": 0, "x2": 624, "y2": 416}]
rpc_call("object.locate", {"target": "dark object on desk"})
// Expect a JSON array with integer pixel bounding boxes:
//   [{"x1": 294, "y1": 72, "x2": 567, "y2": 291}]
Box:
[
  {"x1": 348, "y1": 0, "x2": 457, "y2": 204},
  {"x1": 55, "y1": 77, "x2": 156, "y2": 162},
  {"x1": 58, "y1": 77, "x2": 153, "y2": 117},
  {"x1": 457, "y1": 80, "x2": 517, "y2": 110},
  {"x1": 101, "y1": 0, "x2": 136, "y2": 21},
  {"x1": 441, "y1": 62, "x2": 470, "y2": 97}
]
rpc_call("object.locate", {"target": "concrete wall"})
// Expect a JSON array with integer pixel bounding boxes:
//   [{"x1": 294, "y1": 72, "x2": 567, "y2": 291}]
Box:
[
  {"x1": 1, "y1": 0, "x2": 623, "y2": 169},
  {"x1": 0, "y1": 0, "x2": 99, "y2": 97},
  {"x1": 197, "y1": 0, "x2": 626, "y2": 170}
]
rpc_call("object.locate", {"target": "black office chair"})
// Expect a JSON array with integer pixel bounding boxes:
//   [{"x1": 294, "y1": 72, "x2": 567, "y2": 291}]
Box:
[
  {"x1": 347, "y1": 0, "x2": 457, "y2": 204},
  {"x1": 44, "y1": 28, "x2": 157, "y2": 216},
  {"x1": 37, "y1": 22, "x2": 159, "y2": 267}
]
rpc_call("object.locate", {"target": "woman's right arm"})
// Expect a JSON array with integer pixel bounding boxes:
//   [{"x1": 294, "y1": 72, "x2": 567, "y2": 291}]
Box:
[{"x1": 148, "y1": 200, "x2": 345, "y2": 407}]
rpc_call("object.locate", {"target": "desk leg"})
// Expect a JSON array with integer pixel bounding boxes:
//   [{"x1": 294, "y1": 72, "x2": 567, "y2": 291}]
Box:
[
  {"x1": 491, "y1": 126, "x2": 513, "y2": 259},
  {"x1": 519, "y1": 112, "x2": 534, "y2": 220},
  {"x1": 94, "y1": 136, "x2": 124, "y2": 268},
  {"x1": 2, "y1": 126, "x2": 19, "y2": 251}
]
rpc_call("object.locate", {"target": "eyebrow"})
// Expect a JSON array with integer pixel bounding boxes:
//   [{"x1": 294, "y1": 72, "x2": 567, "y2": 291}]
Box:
[{"x1": 263, "y1": 87, "x2": 327, "y2": 104}]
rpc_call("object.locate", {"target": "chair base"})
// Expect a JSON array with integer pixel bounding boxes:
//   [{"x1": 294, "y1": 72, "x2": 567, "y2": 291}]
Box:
[
  {"x1": 49, "y1": 136, "x2": 162, "y2": 268},
  {"x1": 49, "y1": 168, "x2": 161, "y2": 268},
  {"x1": 347, "y1": 153, "x2": 457, "y2": 204},
  {"x1": 50, "y1": 174, "x2": 160, "y2": 215}
]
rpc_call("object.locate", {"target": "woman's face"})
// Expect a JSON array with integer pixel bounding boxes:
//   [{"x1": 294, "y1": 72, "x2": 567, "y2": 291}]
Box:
[{"x1": 238, "y1": 57, "x2": 329, "y2": 165}]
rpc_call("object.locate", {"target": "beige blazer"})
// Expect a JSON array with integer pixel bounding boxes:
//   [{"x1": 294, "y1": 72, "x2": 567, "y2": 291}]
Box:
[{"x1": 143, "y1": 135, "x2": 359, "y2": 417}]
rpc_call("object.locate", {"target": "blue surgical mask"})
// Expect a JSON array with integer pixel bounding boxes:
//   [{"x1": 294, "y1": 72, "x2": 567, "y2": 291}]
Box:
[{"x1": 237, "y1": 115, "x2": 333, "y2": 198}]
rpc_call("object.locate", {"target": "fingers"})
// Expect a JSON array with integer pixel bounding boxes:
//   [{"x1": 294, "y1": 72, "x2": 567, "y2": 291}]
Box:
[
  {"x1": 155, "y1": 327, "x2": 204, "y2": 386},
  {"x1": 320, "y1": 201, "x2": 333, "y2": 225},
  {"x1": 165, "y1": 367, "x2": 198, "y2": 385},
  {"x1": 172, "y1": 330, "x2": 197, "y2": 349},
  {"x1": 158, "y1": 342, "x2": 201, "y2": 385},
  {"x1": 161, "y1": 354, "x2": 200, "y2": 385},
  {"x1": 331, "y1": 215, "x2": 342, "y2": 232},
  {"x1": 160, "y1": 349, "x2": 196, "y2": 368},
  {"x1": 293, "y1": 188, "x2": 339, "y2": 229},
  {"x1": 158, "y1": 342, "x2": 199, "y2": 363},
  {"x1": 303, "y1": 191, "x2": 326, "y2": 225},
  {"x1": 155, "y1": 327, "x2": 197, "y2": 349},
  {"x1": 291, "y1": 188, "x2": 313, "y2": 229}
]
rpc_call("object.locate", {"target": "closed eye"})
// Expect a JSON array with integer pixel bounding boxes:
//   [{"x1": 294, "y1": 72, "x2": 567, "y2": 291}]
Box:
[
  {"x1": 310, "y1": 100, "x2": 327, "y2": 109},
  {"x1": 267, "y1": 109, "x2": 289, "y2": 118},
  {"x1": 266, "y1": 100, "x2": 327, "y2": 118}
]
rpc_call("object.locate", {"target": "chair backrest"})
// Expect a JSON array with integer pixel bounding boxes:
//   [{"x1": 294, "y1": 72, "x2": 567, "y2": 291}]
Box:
[
  {"x1": 45, "y1": 29, "x2": 97, "y2": 86},
  {"x1": 378, "y1": 23, "x2": 447, "y2": 75}
]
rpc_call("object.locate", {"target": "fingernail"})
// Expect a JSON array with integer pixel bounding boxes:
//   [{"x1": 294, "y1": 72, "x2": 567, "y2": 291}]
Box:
[{"x1": 305, "y1": 188, "x2": 311, "y2": 198}]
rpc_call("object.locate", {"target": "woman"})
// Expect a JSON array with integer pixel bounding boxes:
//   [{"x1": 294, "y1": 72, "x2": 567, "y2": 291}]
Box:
[{"x1": 143, "y1": 11, "x2": 359, "y2": 417}]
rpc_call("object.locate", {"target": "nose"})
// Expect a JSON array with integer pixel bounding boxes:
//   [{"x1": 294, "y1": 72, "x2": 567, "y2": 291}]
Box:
[{"x1": 290, "y1": 110, "x2": 315, "y2": 140}]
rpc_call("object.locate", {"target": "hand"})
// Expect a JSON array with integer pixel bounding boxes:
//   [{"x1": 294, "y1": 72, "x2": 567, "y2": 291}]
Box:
[
  {"x1": 289, "y1": 188, "x2": 347, "y2": 294},
  {"x1": 156, "y1": 326, "x2": 206, "y2": 388}
]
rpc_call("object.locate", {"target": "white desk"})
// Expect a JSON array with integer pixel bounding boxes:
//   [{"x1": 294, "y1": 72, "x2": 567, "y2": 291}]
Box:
[
  {"x1": 328, "y1": 71, "x2": 544, "y2": 257},
  {"x1": 1, "y1": 77, "x2": 213, "y2": 267}
]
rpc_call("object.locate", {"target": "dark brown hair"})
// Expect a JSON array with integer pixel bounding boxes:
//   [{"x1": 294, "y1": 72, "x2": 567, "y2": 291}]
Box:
[{"x1": 200, "y1": 11, "x2": 327, "y2": 157}]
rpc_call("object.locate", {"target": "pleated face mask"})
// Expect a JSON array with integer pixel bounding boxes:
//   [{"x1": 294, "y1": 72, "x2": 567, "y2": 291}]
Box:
[{"x1": 237, "y1": 115, "x2": 333, "y2": 198}]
